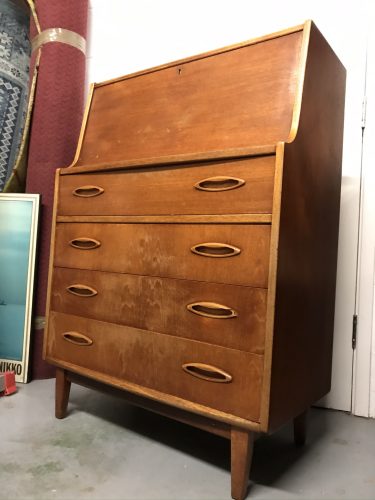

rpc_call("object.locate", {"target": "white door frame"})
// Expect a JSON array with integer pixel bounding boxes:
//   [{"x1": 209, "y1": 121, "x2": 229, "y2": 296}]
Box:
[{"x1": 352, "y1": 7, "x2": 375, "y2": 418}]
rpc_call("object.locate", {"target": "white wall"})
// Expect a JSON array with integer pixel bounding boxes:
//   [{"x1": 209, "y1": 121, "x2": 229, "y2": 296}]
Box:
[
  {"x1": 87, "y1": 0, "x2": 373, "y2": 413},
  {"x1": 87, "y1": 1, "x2": 366, "y2": 83},
  {"x1": 356, "y1": 7, "x2": 375, "y2": 418}
]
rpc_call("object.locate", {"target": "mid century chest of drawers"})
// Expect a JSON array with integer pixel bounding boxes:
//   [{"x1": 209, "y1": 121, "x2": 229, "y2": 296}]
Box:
[{"x1": 44, "y1": 21, "x2": 345, "y2": 499}]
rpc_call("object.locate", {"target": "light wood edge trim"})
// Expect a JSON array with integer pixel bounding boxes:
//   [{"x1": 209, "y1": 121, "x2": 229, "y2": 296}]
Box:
[
  {"x1": 63, "y1": 145, "x2": 276, "y2": 173},
  {"x1": 43, "y1": 169, "x2": 61, "y2": 360},
  {"x1": 46, "y1": 358, "x2": 261, "y2": 431},
  {"x1": 287, "y1": 20, "x2": 312, "y2": 143},
  {"x1": 66, "y1": 83, "x2": 95, "y2": 168},
  {"x1": 259, "y1": 141, "x2": 285, "y2": 432},
  {"x1": 56, "y1": 214, "x2": 272, "y2": 224},
  {"x1": 186, "y1": 302, "x2": 237, "y2": 319},
  {"x1": 94, "y1": 24, "x2": 305, "y2": 88},
  {"x1": 182, "y1": 363, "x2": 233, "y2": 383}
]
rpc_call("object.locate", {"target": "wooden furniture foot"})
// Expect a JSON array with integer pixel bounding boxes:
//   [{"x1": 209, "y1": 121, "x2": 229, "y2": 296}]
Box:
[
  {"x1": 293, "y1": 410, "x2": 307, "y2": 446},
  {"x1": 55, "y1": 368, "x2": 71, "y2": 419},
  {"x1": 231, "y1": 427, "x2": 254, "y2": 500}
]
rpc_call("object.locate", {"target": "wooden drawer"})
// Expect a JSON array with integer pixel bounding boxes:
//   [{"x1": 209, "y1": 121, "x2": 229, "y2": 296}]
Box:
[
  {"x1": 54, "y1": 223, "x2": 270, "y2": 287},
  {"x1": 50, "y1": 267, "x2": 267, "y2": 354},
  {"x1": 58, "y1": 156, "x2": 274, "y2": 216},
  {"x1": 46, "y1": 311, "x2": 263, "y2": 421}
]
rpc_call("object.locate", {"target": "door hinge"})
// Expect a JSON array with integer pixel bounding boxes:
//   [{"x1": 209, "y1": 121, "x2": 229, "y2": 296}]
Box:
[
  {"x1": 361, "y1": 97, "x2": 367, "y2": 129},
  {"x1": 352, "y1": 314, "x2": 358, "y2": 349}
]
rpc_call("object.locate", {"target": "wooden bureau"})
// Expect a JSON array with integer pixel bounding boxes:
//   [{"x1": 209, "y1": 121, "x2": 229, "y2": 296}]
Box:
[{"x1": 44, "y1": 21, "x2": 346, "y2": 499}]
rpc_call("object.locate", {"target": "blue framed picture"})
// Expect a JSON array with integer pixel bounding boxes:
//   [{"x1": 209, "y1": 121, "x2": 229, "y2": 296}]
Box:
[{"x1": 0, "y1": 193, "x2": 40, "y2": 382}]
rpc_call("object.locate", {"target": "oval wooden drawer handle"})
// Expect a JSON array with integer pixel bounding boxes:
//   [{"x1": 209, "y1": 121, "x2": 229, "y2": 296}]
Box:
[
  {"x1": 194, "y1": 176, "x2": 245, "y2": 192},
  {"x1": 62, "y1": 331, "x2": 93, "y2": 346},
  {"x1": 72, "y1": 185, "x2": 104, "y2": 198},
  {"x1": 182, "y1": 363, "x2": 232, "y2": 383},
  {"x1": 69, "y1": 237, "x2": 101, "y2": 250},
  {"x1": 66, "y1": 284, "x2": 98, "y2": 297},
  {"x1": 187, "y1": 301, "x2": 238, "y2": 319},
  {"x1": 191, "y1": 242, "x2": 241, "y2": 258}
]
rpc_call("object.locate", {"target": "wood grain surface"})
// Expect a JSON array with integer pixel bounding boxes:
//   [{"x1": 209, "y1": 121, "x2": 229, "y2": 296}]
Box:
[
  {"x1": 59, "y1": 156, "x2": 275, "y2": 216},
  {"x1": 76, "y1": 31, "x2": 303, "y2": 167},
  {"x1": 53, "y1": 223, "x2": 271, "y2": 287},
  {"x1": 50, "y1": 267, "x2": 267, "y2": 353},
  {"x1": 47, "y1": 311, "x2": 263, "y2": 421}
]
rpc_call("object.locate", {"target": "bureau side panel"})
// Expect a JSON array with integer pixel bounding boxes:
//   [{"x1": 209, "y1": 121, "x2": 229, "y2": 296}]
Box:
[{"x1": 268, "y1": 22, "x2": 346, "y2": 431}]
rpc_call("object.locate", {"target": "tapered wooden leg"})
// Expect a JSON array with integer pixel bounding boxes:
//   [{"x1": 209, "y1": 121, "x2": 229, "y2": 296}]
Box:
[
  {"x1": 293, "y1": 410, "x2": 307, "y2": 446},
  {"x1": 55, "y1": 368, "x2": 71, "y2": 419},
  {"x1": 231, "y1": 428, "x2": 254, "y2": 500}
]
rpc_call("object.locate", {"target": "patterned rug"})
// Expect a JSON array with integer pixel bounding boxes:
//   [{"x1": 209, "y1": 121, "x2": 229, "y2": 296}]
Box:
[{"x1": 0, "y1": 0, "x2": 30, "y2": 191}]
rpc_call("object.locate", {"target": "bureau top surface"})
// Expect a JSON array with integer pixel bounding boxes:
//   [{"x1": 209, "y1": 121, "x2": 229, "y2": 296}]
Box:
[{"x1": 68, "y1": 22, "x2": 312, "y2": 172}]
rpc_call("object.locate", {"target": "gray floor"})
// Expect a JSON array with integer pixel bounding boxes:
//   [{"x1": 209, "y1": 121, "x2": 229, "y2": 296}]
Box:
[{"x1": 1, "y1": 379, "x2": 375, "y2": 500}]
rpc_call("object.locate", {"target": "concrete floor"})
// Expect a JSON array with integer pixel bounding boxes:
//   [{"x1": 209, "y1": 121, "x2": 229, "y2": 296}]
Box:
[{"x1": 1, "y1": 379, "x2": 375, "y2": 500}]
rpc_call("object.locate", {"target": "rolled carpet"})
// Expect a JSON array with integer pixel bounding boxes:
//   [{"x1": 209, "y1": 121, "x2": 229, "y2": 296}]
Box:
[
  {"x1": 0, "y1": 0, "x2": 30, "y2": 192},
  {"x1": 26, "y1": 0, "x2": 88, "y2": 378}
]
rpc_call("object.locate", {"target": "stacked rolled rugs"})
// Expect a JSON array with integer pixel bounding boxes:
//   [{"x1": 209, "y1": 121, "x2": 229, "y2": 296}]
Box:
[{"x1": 25, "y1": 0, "x2": 88, "y2": 377}]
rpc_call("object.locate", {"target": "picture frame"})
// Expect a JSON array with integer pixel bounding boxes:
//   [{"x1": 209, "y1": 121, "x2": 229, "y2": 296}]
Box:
[{"x1": 0, "y1": 193, "x2": 40, "y2": 383}]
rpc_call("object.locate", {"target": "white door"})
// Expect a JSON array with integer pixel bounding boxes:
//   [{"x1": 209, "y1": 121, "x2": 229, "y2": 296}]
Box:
[{"x1": 88, "y1": 0, "x2": 369, "y2": 411}]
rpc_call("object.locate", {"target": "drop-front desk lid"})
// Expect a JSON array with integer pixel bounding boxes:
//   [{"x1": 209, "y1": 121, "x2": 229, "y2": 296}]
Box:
[{"x1": 66, "y1": 20, "x2": 336, "y2": 173}]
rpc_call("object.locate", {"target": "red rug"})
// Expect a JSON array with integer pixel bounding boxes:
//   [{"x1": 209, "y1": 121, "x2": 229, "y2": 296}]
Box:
[{"x1": 26, "y1": 0, "x2": 88, "y2": 378}]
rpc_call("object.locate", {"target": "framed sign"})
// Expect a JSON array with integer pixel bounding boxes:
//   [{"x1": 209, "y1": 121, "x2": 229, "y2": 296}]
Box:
[{"x1": 0, "y1": 193, "x2": 40, "y2": 382}]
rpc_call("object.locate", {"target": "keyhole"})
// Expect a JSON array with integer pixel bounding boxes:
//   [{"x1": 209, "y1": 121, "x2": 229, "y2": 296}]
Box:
[{"x1": 178, "y1": 67, "x2": 182, "y2": 75}]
